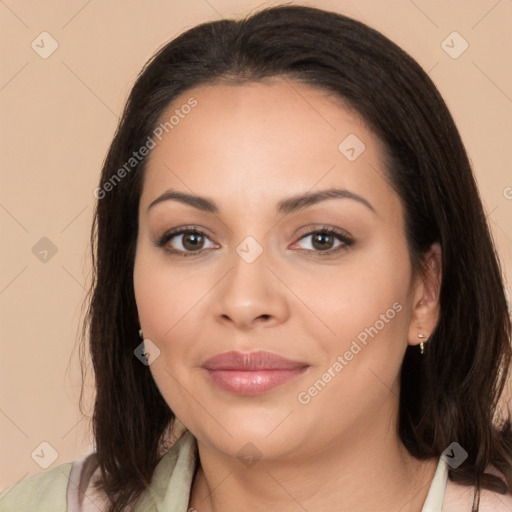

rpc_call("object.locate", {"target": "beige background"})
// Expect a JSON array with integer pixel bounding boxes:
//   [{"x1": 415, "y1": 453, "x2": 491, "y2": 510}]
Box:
[{"x1": 1, "y1": 0, "x2": 511, "y2": 488}]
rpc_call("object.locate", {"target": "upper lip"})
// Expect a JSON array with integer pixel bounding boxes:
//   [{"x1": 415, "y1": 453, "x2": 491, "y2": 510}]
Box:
[{"x1": 202, "y1": 351, "x2": 308, "y2": 371}]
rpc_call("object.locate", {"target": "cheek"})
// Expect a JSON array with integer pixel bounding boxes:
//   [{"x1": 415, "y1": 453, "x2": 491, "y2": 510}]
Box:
[
  {"x1": 133, "y1": 245, "x2": 221, "y2": 388},
  {"x1": 134, "y1": 265, "x2": 207, "y2": 350},
  {"x1": 296, "y1": 249, "x2": 412, "y2": 352},
  {"x1": 133, "y1": 252, "x2": 209, "y2": 418},
  {"x1": 292, "y1": 266, "x2": 411, "y2": 435}
]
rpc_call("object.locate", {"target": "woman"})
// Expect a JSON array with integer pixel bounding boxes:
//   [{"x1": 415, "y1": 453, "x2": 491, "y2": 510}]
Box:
[{"x1": 1, "y1": 4, "x2": 511, "y2": 511}]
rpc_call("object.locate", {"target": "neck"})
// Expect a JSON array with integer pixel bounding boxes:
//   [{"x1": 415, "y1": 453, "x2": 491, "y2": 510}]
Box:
[{"x1": 189, "y1": 417, "x2": 438, "y2": 512}]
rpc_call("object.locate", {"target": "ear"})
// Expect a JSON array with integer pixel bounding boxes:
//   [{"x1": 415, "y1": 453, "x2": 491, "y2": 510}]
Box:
[{"x1": 408, "y1": 242, "x2": 442, "y2": 347}]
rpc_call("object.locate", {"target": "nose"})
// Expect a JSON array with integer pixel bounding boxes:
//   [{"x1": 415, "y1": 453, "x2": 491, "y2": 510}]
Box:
[{"x1": 212, "y1": 247, "x2": 290, "y2": 331}]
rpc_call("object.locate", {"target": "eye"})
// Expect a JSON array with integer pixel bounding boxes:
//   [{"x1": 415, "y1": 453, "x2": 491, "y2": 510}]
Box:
[
  {"x1": 156, "y1": 225, "x2": 353, "y2": 257},
  {"x1": 293, "y1": 226, "x2": 354, "y2": 255},
  {"x1": 157, "y1": 227, "x2": 217, "y2": 256}
]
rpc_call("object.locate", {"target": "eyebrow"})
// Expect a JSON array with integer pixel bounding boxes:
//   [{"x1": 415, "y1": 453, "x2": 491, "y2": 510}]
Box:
[{"x1": 147, "y1": 187, "x2": 376, "y2": 215}]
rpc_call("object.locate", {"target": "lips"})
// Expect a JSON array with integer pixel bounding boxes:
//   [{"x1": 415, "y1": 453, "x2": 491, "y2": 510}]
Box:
[{"x1": 202, "y1": 351, "x2": 308, "y2": 395}]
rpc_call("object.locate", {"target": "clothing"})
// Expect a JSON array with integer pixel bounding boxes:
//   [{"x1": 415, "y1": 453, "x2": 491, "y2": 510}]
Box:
[
  {"x1": 0, "y1": 431, "x2": 197, "y2": 512},
  {"x1": 0, "y1": 431, "x2": 509, "y2": 511}
]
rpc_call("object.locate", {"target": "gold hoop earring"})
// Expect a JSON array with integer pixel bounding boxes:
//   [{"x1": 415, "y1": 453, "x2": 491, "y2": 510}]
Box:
[{"x1": 138, "y1": 328, "x2": 143, "y2": 339}]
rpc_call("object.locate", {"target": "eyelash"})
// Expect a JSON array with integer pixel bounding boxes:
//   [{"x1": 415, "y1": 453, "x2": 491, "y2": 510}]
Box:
[{"x1": 156, "y1": 225, "x2": 354, "y2": 258}]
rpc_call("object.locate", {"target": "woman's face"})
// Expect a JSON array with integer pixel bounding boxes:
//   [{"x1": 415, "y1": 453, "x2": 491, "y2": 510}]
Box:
[{"x1": 133, "y1": 78, "x2": 427, "y2": 462}]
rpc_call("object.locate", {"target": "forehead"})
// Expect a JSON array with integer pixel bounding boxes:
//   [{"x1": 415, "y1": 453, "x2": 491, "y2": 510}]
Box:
[{"x1": 140, "y1": 79, "x2": 400, "y2": 220}]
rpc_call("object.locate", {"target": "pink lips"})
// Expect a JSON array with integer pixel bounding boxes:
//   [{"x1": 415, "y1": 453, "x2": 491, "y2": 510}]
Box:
[{"x1": 202, "y1": 351, "x2": 308, "y2": 396}]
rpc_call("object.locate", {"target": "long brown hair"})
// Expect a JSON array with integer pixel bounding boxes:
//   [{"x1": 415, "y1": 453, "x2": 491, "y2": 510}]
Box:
[{"x1": 79, "y1": 4, "x2": 512, "y2": 511}]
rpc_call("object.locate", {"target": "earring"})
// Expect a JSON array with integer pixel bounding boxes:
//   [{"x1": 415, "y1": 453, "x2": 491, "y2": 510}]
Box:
[
  {"x1": 138, "y1": 328, "x2": 143, "y2": 339},
  {"x1": 417, "y1": 333, "x2": 428, "y2": 355}
]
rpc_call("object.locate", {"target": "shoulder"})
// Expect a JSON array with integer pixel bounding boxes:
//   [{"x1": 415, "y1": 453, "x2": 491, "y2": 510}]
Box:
[
  {"x1": 443, "y1": 468, "x2": 512, "y2": 512},
  {"x1": 0, "y1": 461, "x2": 73, "y2": 512},
  {"x1": 0, "y1": 431, "x2": 197, "y2": 512}
]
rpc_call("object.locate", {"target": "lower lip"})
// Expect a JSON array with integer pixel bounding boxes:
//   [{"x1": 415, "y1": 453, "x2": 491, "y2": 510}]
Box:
[{"x1": 205, "y1": 368, "x2": 308, "y2": 395}]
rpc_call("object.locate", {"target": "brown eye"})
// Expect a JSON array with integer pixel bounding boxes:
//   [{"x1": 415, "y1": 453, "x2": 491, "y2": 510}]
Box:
[
  {"x1": 294, "y1": 227, "x2": 354, "y2": 254},
  {"x1": 157, "y1": 228, "x2": 216, "y2": 256}
]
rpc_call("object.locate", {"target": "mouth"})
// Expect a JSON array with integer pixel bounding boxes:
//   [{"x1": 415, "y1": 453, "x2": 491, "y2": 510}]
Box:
[{"x1": 202, "y1": 351, "x2": 309, "y2": 396}]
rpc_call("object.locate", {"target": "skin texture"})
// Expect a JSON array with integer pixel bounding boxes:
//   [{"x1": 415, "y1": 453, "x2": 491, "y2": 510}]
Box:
[{"x1": 133, "y1": 78, "x2": 442, "y2": 512}]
